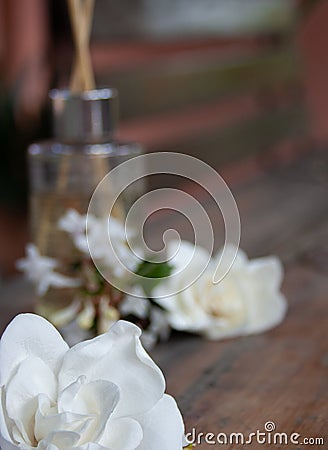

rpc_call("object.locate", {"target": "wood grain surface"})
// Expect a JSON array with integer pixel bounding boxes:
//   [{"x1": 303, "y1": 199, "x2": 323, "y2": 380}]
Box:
[{"x1": 1, "y1": 150, "x2": 327, "y2": 449}]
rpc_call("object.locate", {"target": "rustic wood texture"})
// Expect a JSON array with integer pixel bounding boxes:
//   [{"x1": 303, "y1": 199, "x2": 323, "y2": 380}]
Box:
[
  {"x1": 101, "y1": 47, "x2": 299, "y2": 120},
  {"x1": 150, "y1": 150, "x2": 328, "y2": 448},
  {"x1": 103, "y1": 41, "x2": 307, "y2": 170},
  {"x1": 0, "y1": 150, "x2": 327, "y2": 448}
]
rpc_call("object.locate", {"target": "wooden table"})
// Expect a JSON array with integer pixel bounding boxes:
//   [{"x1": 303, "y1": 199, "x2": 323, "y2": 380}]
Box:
[{"x1": 1, "y1": 150, "x2": 327, "y2": 448}]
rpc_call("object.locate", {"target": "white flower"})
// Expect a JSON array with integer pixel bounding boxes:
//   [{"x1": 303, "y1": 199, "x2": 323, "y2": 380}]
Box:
[
  {"x1": 86, "y1": 217, "x2": 139, "y2": 278},
  {"x1": 16, "y1": 244, "x2": 81, "y2": 296},
  {"x1": 58, "y1": 209, "x2": 87, "y2": 237},
  {"x1": 59, "y1": 210, "x2": 140, "y2": 279},
  {"x1": 154, "y1": 241, "x2": 287, "y2": 339},
  {"x1": 0, "y1": 314, "x2": 185, "y2": 450}
]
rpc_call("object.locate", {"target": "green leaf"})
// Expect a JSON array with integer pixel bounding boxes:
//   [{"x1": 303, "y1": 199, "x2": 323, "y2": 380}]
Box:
[{"x1": 135, "y1": 260, "x2": 173, "y2": 296}]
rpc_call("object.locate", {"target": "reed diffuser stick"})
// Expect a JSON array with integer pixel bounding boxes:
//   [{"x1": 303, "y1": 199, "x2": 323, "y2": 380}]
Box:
[{"x1": 68, "y1": 0, "x2": 95, "y2": 92}]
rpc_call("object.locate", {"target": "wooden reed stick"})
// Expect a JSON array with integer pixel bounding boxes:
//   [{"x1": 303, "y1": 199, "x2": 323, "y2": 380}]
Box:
[{"x1": 68, "y1": 0, "x2": 95, "y2": 92}]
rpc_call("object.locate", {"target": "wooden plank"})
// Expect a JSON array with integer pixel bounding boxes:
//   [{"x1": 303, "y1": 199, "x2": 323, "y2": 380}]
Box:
[
  {"x1": 118, "y1": 87, "x2": 304, "y2": 150},
  {"x1": 91, "y1": 37, "x2": 277, "y2": 73},
  {"x1": 99, "y1": 48, "x2": 300, "y2": 119},
  {"x1": 144, "y1": 151, "x2": 327, "y2": 261},
  {"x1": 93, "y1": 0, "x2": 297, "y2": 40},
  {"x1": 153, "y1": 264, "x2": 328, "y2": 446},
  {"x1": 143, "y1": 103, "x2": 307, "y2": 180}
]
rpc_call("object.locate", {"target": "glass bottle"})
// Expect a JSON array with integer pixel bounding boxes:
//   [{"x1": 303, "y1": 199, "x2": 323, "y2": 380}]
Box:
[{"x1": 28, "y1": 88, "x2": 144, "y2": 318}]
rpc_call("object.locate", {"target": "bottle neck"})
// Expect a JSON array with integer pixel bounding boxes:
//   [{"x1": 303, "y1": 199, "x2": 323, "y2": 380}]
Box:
[{"x1": 50, "y1": 88, "x2": 119, "y2": 143}]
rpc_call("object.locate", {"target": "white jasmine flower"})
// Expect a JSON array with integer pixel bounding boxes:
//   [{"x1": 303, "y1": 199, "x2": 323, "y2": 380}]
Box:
[
  {"x1": 87, "y1": 216, "x2": 141, "y2": 278},
  {"x1": 16, "y1": 244, "x2": 81, "y2": 296},
  {"x1": 154, "y1": 241, "x2": 287, "y2": 339},
  {"x1": 58, "y1": 208, "x2": 87, "y2": 237},
  {"x1": 59, "y1": 209, "x2": 140, "y2": 279},
  {"x1": 0, "y1": 314, "x2": 185, "y2": 450}
]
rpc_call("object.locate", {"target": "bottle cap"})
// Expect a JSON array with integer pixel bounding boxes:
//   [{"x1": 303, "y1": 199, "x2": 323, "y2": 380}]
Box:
[{"x1": 49, "y1": 88, "x2": 118, "y2": 142}]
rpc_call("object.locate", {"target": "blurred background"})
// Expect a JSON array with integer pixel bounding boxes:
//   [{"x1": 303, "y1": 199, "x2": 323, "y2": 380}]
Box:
[{"x1": 0, "y1": 0, "x2": 327, "y2": 277}]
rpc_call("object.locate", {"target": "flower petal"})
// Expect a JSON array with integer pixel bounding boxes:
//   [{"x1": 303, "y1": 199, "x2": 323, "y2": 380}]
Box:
[
  {"x1": 59, "y1": 321, "x2": 165, "y2": 417},
  {"x1": 0, "y1": 387, "x2": 15, "y2": 448},
  {"x1": 0, "y1": 314, "x2": 68, "y2": 385},
  {"x1": 0, "y1": 435, "x2": 19, "y2": 450},
  {"x1": 5, "y1": 357, "x2": 57, "y2": 446},
  {"x1": 40, "y1": 430, "x2": 80, "y2": 449},
  {"x1": 202, "y1": 317, "x2": 246, "y2": 340},
  {"x1": 249, "y1": 256, "x2": 284, "y2": 290},
  {"x1": 157, "y1": 286, "x2": 210, "y2": 332},
  {"x1": 153, "y1": 240, "x2": 212, "y2": 304},
  {"x1": 47, "y1": 272, "x2": 82, "y2": 291},
  {"x1": 58, "y1": 209, "x2": 87, "y2": 235},
  {"x1": 59, "y1": 377, "x2": 119, "y2": 442},
  {"x1": 99, "y1": 417, "x2": 143, "y2": 450},
  {"x1": 244, "y1": 257, "x2": 287, "y2": 334},
  {"x1": 136, "y1": 394, "x2": 185, "y2": 450},
  {"x1": 73, "y1": 443, "x2": 111, "y2": 450},
  {"x1": 35, "y1": 393, "x2": 94, "y2": 444},
  {"x1": 213, "y1": 245, "x2": 248, "y2": 273},
  {"x1": 167, "y1": 240, "x2": 210, "y2": 274}
]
